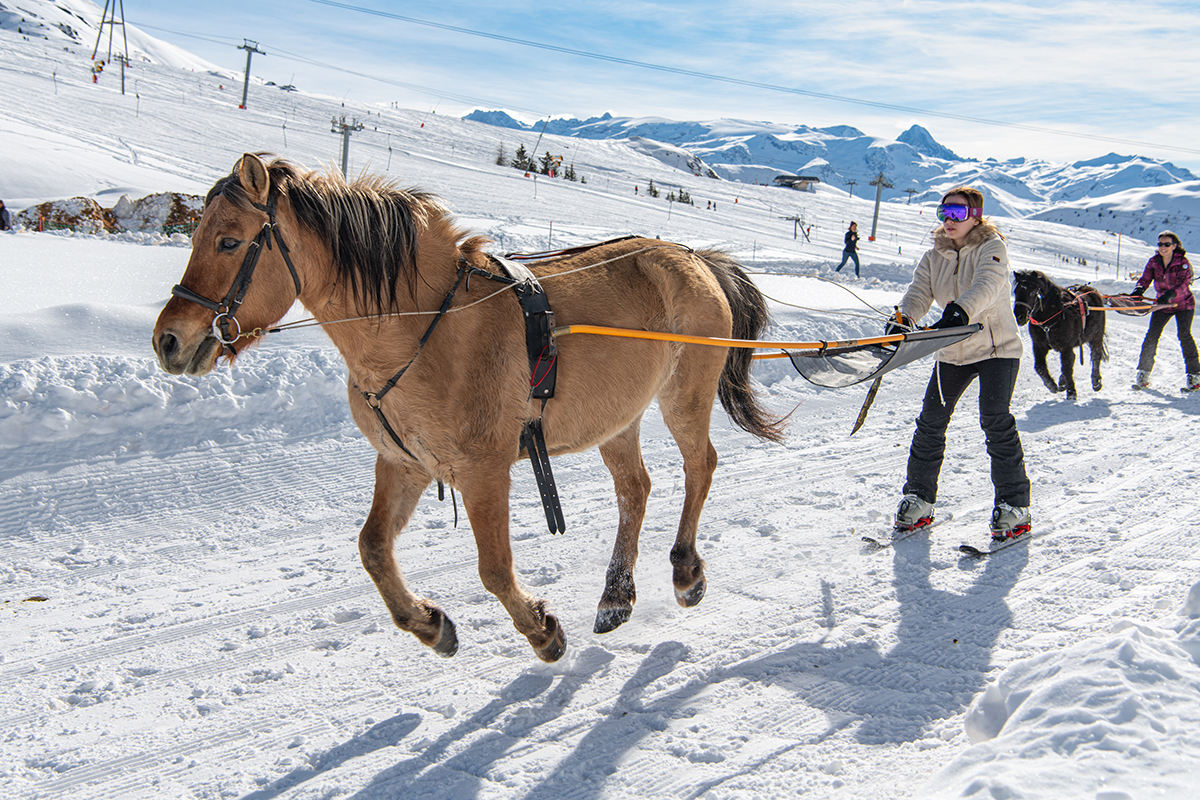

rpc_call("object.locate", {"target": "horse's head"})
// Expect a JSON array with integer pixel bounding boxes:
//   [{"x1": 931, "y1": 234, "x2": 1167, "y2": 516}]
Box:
[
  {"x1": 153, "y1": 154, "x2": 302, "y2": 375},
  {"x1": 1012, "y1": 270, "x2": 1047, "y2": 327}
]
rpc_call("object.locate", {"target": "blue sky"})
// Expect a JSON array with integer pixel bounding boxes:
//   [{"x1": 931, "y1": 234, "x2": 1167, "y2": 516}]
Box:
[{"x1": 130, "y1": 0, "x2": 1200, "y2": 171}]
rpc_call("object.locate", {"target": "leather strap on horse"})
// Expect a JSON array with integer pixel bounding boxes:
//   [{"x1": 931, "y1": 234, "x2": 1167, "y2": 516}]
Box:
[
  {"x1": 170, "y1": 190, "x2": 302, "y2": 355},
  {"x1": 476, "y1": 254, "x2": 565, "y2": 534},
  {"x1": 359, "y1": 263, "x2": 468, "y2": 502}
]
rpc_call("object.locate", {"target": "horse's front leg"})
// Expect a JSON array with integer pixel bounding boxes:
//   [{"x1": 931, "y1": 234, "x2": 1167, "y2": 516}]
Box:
[
  {"x1": 359, "y1": 455, "x2": 459, "y2": 656},
  {"x1": 460, "y1": 466, "x2": 566, "y2": 662},
  {"x1": 1059, "y1": 348, "x2": 1077, "y2": 399},
  {"x1": 594, "y1": 417, "x2": 651, "y2": 633},
  {"x1": 1031, "y1": 337, "x2": 1059, "y2": 393}
]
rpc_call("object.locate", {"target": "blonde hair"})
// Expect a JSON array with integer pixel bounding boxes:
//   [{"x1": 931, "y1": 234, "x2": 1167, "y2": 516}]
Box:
[{"x1": 941, "y1": 186, "x2": 984, "y2": 209}]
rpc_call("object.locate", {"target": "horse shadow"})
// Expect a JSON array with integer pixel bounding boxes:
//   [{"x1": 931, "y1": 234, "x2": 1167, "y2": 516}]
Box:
[
  {"x1": 240, "y1": 713, "x2": 423, "y2": 800},
  {"x1": 1019, "y1": 396, "x2": 1113, "y2": 433},
  {"x1": 515, "y1": 536, "x2": 1025, "y2": 798},
  {"x1": 268, "y1": 541, "x2": 1023, "y2": 800},
  {"x1": 340, "y1": 646, "x2": 616, "y2": 800}
]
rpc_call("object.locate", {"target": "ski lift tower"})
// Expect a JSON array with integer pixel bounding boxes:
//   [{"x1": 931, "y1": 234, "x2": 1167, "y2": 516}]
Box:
[
  {"x1": 238, "y1": 40, "x2": 266, "y2": 110},
  {"x1": 868, "y1": 172, "x2": 893, "y2": 241},
  {"x1": 331, "y1": 116, "x2": 365, "y2": 176},
  {"x1": 91, "y1": 0, "x2": 129, "y2": 63}
]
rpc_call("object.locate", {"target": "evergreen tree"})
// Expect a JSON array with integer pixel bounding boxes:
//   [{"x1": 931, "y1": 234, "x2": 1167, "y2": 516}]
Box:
[
  {"x1": 648, "y1": 179, "x2": 659, "y2": 198},
  {"x1": 495, "y1": 143, "x2": 508, "y2": 166},
  {"x1": 539, "y1": 151, "x2": 555, "y2": 175},
  {"x1": 511, "y1": 144, "x2": 530, "y2": 171}
]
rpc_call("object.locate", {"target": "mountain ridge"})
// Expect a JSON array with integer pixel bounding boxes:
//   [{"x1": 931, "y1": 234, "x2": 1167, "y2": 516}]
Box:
[{"x1": 464, "y1": 109, "x2": 1199, "y2": 239}]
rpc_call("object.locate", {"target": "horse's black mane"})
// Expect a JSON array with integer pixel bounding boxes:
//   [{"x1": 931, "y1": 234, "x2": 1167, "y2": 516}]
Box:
[{"x1": 209, "y1": 156, "x2": 441, "y2": 313}]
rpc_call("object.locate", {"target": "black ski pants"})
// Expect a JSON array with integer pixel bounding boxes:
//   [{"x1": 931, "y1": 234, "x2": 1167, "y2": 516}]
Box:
[
  {"x1": 904, "y1": 357, "x2": 1030, "y2": 508},
  {"x1": 1136, "y1": 309, "x2": 1199, "y2": 375}
]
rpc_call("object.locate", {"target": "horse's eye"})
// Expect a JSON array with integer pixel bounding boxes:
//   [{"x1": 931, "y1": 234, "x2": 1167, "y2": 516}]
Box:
[{"x1": 218, "y1": 238, "x2": 240, "y2": 253}]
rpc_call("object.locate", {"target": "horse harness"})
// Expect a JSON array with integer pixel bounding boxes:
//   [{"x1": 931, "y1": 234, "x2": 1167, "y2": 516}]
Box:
[
  {"x1": 1020, "y1": 282, "x2": 1093, "y2": 363},
  {"x1": 358, "y1": 253, "x2": 566, "y2": 535},
  {"x1": 170, "y1": 190, "x2": 302, "y2": 356},
  {"x1": 1023, "y1": 285, "x2": 1090, "y2": 332}
]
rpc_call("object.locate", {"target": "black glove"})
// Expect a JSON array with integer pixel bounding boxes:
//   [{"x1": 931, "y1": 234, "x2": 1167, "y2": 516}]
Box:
[
  {"x1": 929, "y1": 302, "x2": 969, "y2": 330},
  {"x1": 1130, "y1": 285, "x2": 1146, "y2": 297},
  {"x1": 1157, "y1": 290, "x2": 1175, "y2": 306},
  {"x1": 885, "y1": 313, "x2": 913, "y2": 336}
]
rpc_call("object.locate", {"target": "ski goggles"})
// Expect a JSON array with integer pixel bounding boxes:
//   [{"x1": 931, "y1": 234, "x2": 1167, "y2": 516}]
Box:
[{"x1": 937, "y1": 203, "x2": 983, "y2": 222}]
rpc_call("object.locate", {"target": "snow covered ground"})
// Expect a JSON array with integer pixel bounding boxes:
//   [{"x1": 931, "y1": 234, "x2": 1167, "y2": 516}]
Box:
[{"x1": 4, "y1": 18, "x2": 1200, "y2": 800}]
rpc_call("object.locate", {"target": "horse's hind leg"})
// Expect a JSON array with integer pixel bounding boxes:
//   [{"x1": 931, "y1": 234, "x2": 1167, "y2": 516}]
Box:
[
  {"x1": 659, "y1": 362, "x2": 723, "y2": 609},
  {"x1": 459, "y1": 466, "x2": 566, "y2": 662},
  {"x1": 1090, "y1": 318, "x2": 1106, "y2": 391},
  {"x1": 359, "y1": 455, "x2": 459, "y2": 657},
  {"x1": 1059, "y1": 348, "x2": 1077, "y2": 399},
  {"x1": 594, "y1": 416, "x2": 651, "y2": 633}
]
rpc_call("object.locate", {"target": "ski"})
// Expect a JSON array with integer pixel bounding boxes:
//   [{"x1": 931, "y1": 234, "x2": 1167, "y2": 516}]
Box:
[
  {"x1": 959, "y1": 530, "x2": 1032, "y2": 558},
  {"x1": 862, "y1": 512, "x2": 953, "y2": 551}
]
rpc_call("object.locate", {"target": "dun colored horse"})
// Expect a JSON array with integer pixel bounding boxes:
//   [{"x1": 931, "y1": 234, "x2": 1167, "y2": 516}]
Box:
[
  {"x1": 1013, "y1": 270, "x2": 1107, "y2": 399},
  {"x1": 153, "y1": 154, "x2": 784, "y2": 662}
]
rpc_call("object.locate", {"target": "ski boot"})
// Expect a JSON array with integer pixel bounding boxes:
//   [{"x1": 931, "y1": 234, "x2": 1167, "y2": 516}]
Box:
[
  {"x1": 1184, "y1": 373, "x2": 1200, "y2": 393},
  {"x1": 1132, "y1": 370, "x2": 1151, "y2": 390},
  {"x1": 895, "y1": 494, "x2": 935, "y2": 532},
  {"x1": 990, "y1": 502, "x2": 1032, "y2": 541}
]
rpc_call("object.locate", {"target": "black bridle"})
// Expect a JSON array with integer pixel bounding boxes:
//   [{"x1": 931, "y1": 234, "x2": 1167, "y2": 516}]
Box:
[{"x1": 170, "y1": 190, "x2": 302, "y2": 355}]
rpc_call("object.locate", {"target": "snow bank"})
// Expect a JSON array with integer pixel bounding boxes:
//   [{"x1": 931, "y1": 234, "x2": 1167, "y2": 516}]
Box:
[
  {"x1": 927, "y1": 582, "x2": 1200, "y2": 798},
  {"x1": 0, "y1": 349, "x2": 354, "y2": 466}
]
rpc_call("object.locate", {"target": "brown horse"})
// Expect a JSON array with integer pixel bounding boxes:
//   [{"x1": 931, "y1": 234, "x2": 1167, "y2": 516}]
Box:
[{"x1": 153, "y1": 153, "x2": 784, "y2": 662}]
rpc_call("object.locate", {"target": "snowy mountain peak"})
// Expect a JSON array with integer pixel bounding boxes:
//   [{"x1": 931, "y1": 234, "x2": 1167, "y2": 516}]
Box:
[
  {"x1": 1, "y1": 0, "x2": 225, "y2": 72},
  {"x1": 897, "y1": 124, "x2": 963, "y2": 161},
  {"x1": 464, "y1": 109, "x2": 1198, "y2": 238}
]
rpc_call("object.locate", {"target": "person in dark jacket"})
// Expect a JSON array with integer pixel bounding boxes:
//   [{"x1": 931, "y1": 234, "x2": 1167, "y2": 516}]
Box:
[
  {"x1": 834, "y1": 221, "x2": 860, "y2": 276},
  {"x1": 0, "y1": 200, "x2": 10, "y2": 231},
  {"x1": 1131, "y1": 230, "x2": 1198, "y2": 392}
]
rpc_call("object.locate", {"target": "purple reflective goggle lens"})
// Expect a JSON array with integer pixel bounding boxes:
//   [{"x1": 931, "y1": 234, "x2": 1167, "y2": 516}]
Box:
[{"x1": 937, "y1": 203, "x2": 982, "y2": 222}]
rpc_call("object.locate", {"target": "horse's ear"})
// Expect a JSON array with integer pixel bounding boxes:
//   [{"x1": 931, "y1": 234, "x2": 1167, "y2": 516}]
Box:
[{"x1": 237, "y1": 153, "x2": 271, "y2": 206}]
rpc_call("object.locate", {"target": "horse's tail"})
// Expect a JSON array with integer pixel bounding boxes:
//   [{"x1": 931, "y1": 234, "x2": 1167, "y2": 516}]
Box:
[{"x1": 697, "y1": 249, "x2": 786, "y2": 443}]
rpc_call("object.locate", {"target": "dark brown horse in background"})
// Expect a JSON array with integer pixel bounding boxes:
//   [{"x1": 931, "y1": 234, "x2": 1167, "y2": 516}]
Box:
[
  {"x1": 153, "y1": 154, "x2": 784, "y2": 662},
  {"x1": 1013, "y1": 270, "x2": 1107, "y2": 399}
]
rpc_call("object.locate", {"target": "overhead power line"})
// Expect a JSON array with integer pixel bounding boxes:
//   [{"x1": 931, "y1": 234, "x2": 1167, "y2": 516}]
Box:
[
  {"x1": 132, "y1": 22, "x2": 550, "y2": 118},
  {"x1": 306, "y1": 0, "x2": 1200, "y2": 159}
]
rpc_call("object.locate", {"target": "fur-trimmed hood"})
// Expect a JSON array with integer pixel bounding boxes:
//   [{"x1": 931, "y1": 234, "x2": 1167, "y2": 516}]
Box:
[
  {"x1": 899, "y1": 220, "x2": 1023, "y2": 365},
  {"x1": 930, "y1": 218, "x2": 1003, "y2": 254}
]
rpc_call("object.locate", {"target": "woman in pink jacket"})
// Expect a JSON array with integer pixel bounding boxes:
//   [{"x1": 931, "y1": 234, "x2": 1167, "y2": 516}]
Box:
[{"x1": 1131, "y1": 231, "x2": 1198, "y2": 392}]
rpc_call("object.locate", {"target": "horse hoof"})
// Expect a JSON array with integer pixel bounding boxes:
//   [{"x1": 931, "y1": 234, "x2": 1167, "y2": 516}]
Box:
[
  {"x1": 675, "y1": 577, "x2": 706, "y2": 608},
  {"x1": 593, "y1": 605, "x2": 632, "y2": 634},
  {"x1": 534, "y1": 613, "x2": 566, "y2": 663},
  {"x1": 431, "y1": 612, "x2": 459, "y2": 658}
]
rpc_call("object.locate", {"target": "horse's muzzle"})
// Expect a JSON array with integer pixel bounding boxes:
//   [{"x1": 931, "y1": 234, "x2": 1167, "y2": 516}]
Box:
[{"x1": 154, "y1": 329, "x2": 222, "y2": 375}]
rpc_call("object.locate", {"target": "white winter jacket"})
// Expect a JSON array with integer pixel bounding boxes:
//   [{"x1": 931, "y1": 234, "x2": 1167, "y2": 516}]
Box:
[{"x1": 898, "y1": 222, "x2": 1023, "y2": 365}]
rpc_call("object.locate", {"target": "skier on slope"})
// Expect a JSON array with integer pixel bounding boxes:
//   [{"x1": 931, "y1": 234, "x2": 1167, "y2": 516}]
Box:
[
  {"x1": 888, "y1": 186, "x2": 1032, "y2": 543},
  {"x1": 1129, "y1": 230, "x2": 1199, "y2": 393}
]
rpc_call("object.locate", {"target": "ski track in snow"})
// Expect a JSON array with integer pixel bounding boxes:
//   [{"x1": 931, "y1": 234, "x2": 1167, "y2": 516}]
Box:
[{"x1": 6, "y1": 321, "x2": 1200, "y2": 799}]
